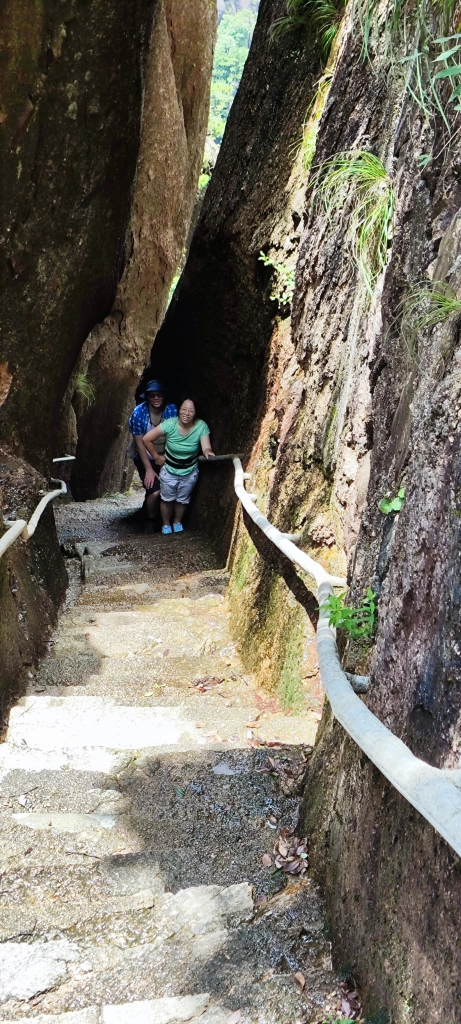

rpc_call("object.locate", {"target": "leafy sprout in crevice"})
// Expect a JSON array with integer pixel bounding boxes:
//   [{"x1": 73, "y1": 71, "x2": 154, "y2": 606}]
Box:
[
  {"x1": 379, "y1": 486, "x2": 405, "y2": 514},
  {"x1": 312, "y1": 150, "x2": 395, "y2": 294},
  {"x1": 271, "y1": 0, "x2": 346, "y2": 62},
  {"x1": 259, "y1": 251, "x2": 296, "y2": 307},
  {"x1": 75, "y1": 372, "x2": 95, "y2": 406},
  {"x1": 321, "y1": 588, "x2": 377, "y2": 639},
  {"x1": 198, "y1": 172, "x2": 211, "y2": 191}
]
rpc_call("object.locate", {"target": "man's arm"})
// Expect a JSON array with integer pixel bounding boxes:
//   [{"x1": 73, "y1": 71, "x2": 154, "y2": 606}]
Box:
[
  {"x1": 133, "y1": 436, "x2": 158, "y2": 489},
  {"x1": 134, "y1": 435, "x2": 153, "y2": 472},
  {"x1": 143, "y1": 423, "x2": 165, "y2": 459}
]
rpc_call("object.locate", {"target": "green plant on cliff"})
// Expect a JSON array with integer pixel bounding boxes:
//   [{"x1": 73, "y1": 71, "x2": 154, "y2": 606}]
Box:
[
  {"x1": 75, "y1": 373, "x2": 95, "y2": 406},
  {"x1": 259, "y1": 251, "x2": 296, "y2": 307},
  {"x1": 354, "y1": 0, "x2": 461, "y2": 132},
  {"x1": 313, "y1": 150, "x2": 395, "y2": 294},
  {"x1": 432, "y1": 32, "x2": 461, "y2": 112},
  {"x1": 271, "y1": 0, "x2": 346, "y2": 61},
  {"x1": 399, "y1": 280, "x2": 461, "y2": 354},
  {"x1": 379, "y1": 487, "x2": 405, "y2": 514},
  {"x1": 322, "y1": 588, "x2": 377, "y2": 639}
]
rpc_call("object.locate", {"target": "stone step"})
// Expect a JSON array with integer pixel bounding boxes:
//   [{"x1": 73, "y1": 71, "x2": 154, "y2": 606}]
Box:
[
  {"x1": 0, "y1": 991, "x2": 226, "y2": 1024},
  {"x1": 2, "y1": 696, "x2": 312, "y2": 777},
  {"x1": 0, "y1": 875, "x2": 337, "y2": 1020}
]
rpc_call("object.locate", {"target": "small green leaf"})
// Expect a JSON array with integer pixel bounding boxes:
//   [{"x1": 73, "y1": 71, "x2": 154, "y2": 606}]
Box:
[
  {"x1": 433, "y1": 45, "x2": 461, "y2": 61},
  {"x1": 434, "y1": 33, "x2": 461, "y2": 43},
  {"x1": 434, "y1": 64, "x2": 461, "y2": 79}
]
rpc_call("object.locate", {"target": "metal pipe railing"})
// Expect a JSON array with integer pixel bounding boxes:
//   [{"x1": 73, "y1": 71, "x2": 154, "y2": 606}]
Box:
[
  {"x1": 233, "y1": 457, "x2": 461, "y2": 857},
  {"x1": 0, "y1": 464, "x2": 72, "y2": 561}
]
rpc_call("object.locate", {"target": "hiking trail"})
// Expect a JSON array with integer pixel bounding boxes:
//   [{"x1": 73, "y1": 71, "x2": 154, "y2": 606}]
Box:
[{"x1": 0, "y1": 488, "x2": 340, "y2": 1023}]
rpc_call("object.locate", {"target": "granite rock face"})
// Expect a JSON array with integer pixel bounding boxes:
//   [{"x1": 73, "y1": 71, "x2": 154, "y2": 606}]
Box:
[
  {"x1": 0, "y1": 0, "x2": 215, "y2": 491},
  {"x1": 152, "y1": 0, "x2": 323, "y2": 546},
  {"x1": 0, "y1": 0, "x2": 215, "y2": 703},
  {"x1": 152, "y1": 1, "x2": 461, "y2": 1019},
  {"x1": 0, "y1": 0, "x2": 156, "y2": 467},
  {"x1": 70, "y1": 0, "x2": 217, "y2": 498}
]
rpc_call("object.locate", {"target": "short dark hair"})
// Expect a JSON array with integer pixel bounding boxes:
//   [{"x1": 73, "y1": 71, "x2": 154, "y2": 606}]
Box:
[{"x1": 178, "y1": 395, "x2": 199, "y2": 420}]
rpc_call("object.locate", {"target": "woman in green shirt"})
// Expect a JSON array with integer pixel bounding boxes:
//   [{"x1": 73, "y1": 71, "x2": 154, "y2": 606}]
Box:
[{"x1": 143, "y1": 398, "x2": 214, "y2": 534}]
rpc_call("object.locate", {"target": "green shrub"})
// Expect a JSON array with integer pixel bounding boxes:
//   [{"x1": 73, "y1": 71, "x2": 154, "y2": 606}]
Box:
[{"x1": 321, "y1": 588, "x2": 377, "y2": 639}]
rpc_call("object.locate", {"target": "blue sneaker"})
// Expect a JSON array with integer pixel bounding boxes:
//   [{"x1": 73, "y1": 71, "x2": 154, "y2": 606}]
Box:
[
  {"x1": 173, "y1": 523, "x2": 184, "y2": 533},
  {"x1": 162, "y1": 525, "x2": 173, "y2": 535}
]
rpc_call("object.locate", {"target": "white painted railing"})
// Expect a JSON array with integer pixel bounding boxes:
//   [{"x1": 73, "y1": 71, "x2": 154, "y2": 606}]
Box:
[
  {"x1": 0, "y1": 459, "x2": 73, "y2": 560},
  {"x1": 233, "y1": 457, "x2": 461, "y2": 857}
]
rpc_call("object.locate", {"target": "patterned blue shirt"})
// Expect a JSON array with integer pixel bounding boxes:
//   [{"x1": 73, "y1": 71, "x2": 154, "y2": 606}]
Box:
[
  {"x1": 129, "y1": 401, "x2": 177, "y2": 437},
  {"x1": 129, "y1": 402, "x2": 177, "y2": 462}
]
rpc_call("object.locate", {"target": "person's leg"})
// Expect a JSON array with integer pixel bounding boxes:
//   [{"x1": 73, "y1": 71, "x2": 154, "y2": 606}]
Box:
[
  {"x1": 160, "y1": 500, "x2": 174, "y2": 525},
  {"x1": 173, "y1": 469, "x2": 199, "y2": 527},
  {"x1": 146, "y1": 491, "x2": 160, "y2": 518},
  {"x1": 173, "y1": 501, "x2": 187, "y2": 524},
  {"x1": 145, "y1": 474, "x2": 160, "y2": 520}
]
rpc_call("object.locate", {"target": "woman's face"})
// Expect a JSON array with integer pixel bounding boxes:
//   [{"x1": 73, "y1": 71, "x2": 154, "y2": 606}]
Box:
[{"x1": 179, "y1": 400, "x2": 196, "y2": 425}]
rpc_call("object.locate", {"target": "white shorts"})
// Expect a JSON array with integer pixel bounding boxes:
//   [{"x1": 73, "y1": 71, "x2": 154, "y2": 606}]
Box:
[{"x1": 159, "y1": 465, "x2": 199, "y2": 504}]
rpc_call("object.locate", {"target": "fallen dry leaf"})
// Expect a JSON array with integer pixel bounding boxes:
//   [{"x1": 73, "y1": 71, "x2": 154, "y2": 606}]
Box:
[
  {"x1": 294, "y1": 971, "x2": 306, "y2": 990},
  {"x1": 340, "y1": 981, "x2": 361, "y2": 1018},
  {"x1": 262, "y1": 853, "x2": 272, "y2": 867},
  {"x1": 246, "y1": 721, "x2": 261, "y2": 729},
  {"x1": 273, "y1": 829, "x2": 308, "y2": 875},
  {"x1": 188, "y1": 675, "x2": 225, "y2": 693},
  {"x1": 256, "y1": 754, "x2": 311, "y2": 795},
  {"x1": 195, "y1": 722, "x2": 207, "y2": 729}
]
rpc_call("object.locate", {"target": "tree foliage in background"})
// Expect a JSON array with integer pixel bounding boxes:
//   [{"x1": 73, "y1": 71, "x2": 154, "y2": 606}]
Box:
[{"x1": 208, "y1": 9, "x2": 258, "y2": 144}]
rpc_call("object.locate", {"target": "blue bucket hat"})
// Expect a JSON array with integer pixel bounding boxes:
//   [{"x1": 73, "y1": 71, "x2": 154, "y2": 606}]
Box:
[{"x1": 145, "y1": 380, "x2": 164, "y2": 394}]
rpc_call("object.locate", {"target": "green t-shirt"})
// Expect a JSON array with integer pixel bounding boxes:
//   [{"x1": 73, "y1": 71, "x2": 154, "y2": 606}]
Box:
[{"x1": 161, "y1": 417, "x2": 210, "y2": 476}]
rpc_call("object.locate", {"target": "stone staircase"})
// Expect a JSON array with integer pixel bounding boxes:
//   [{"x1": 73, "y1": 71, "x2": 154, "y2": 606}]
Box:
[{"x1": 0, "y1": 494, "x2": 338, "y2": 1024}]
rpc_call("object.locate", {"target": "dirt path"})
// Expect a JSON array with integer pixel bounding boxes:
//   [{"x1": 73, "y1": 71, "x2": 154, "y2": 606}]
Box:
[{"x1": 0, "y1": 493, "x2": 340, "y2": 1023}]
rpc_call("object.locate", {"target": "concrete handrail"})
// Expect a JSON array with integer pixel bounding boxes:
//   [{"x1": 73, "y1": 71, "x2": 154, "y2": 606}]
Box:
[
  {"x1": 233, "y1": 457, "x2": 461, "y2": 857},
  {"x1": 0, "y1": 476, "x2": 68, "y2": 559},
  {"x1": 233, "y1": 458, "x2": 346, "y2": 588}
]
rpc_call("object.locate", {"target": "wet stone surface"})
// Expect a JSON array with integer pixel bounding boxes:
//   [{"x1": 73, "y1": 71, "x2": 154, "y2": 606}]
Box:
[{"x1": 0, "y1": 492, "x2": 338, "y2": 1022}]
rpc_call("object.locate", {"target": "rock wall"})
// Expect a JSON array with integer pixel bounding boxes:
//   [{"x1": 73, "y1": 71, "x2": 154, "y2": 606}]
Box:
[
  {"x1": 0, "y1": 0, "x2": 216, "y2": 699},
  {"x1": 152, "y1": 1, "x2": 461, "y2": 1019},
  {"x1": 0, "y1": 0, "x2": 216, "y2": 494},
  {"x1": 152, "y1": 0, "x2": 324, "y2": 547},
  {"x1": 0, "y1": 0, "x2": 157, "y2": 468},
  {"x1": 71, "y1": 0, "x2": 217, "y2": 499},
  {"x1": 0, "y1": 452, "x2": 67, "y2": 716}
]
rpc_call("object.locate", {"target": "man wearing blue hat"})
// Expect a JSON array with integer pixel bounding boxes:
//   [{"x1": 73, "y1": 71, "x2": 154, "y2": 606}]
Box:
[{"x1": 128, "y1": 381, "x2": 177, "y2": 531}]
